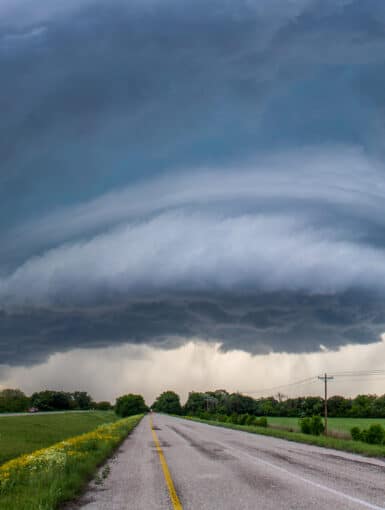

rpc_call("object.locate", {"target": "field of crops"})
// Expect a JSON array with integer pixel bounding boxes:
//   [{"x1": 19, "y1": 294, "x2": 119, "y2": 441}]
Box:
[
  {"x1": 0, "y1": 411, "x2": 118, "y2": 465},
  {"x1": 267, "y1": 416, "x2": 385, "y2": 434}
]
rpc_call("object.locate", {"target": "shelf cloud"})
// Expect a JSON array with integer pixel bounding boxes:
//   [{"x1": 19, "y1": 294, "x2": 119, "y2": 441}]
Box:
[{"x1": 1, "y1": 0, "x2": 385, "y2": 372}]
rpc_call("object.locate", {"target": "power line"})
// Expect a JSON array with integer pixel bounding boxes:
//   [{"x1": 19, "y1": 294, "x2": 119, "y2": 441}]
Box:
[
  {"x1": 330, "y1": 376, "x2": 385, "y2": 383},
  {"x1": 329, "y1": 369, "x2": 385, "y2": 376},
  {"x1": 243, "y1": 368, "x2": 385, "y2": 396},
  {"x1": 244, "y1": 376, "x2": 318, "y2": 395}
]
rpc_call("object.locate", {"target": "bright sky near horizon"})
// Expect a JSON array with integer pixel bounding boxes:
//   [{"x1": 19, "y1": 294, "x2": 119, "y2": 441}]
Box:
[{"x1": 1, "y1": 0, "x2": 385, "y2": 401}]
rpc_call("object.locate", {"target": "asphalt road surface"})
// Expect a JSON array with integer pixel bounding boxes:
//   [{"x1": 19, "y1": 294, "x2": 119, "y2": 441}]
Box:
[{"x1": 72, "y1": 414, "x2": 385, "y2": 510}]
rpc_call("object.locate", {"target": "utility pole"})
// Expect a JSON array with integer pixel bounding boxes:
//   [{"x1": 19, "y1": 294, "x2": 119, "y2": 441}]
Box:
[{"x1": 318, "y1": 373, "x2": 334, "y2": 435}]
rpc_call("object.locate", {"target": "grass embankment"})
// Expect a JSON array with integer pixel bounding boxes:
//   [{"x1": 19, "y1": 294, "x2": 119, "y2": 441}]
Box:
[
  {"x1": 183, "y1": 416, "x2": 385, "y2": 458},
  {"x1": 0, "y1": 414, "x2": 142, "y2": 510},
  {"x1": 267, "y1": 416, "x2": 385, "y2": 435},
  {"x1": 0, "y1": 411, "x2": 118, "y2": 466}
]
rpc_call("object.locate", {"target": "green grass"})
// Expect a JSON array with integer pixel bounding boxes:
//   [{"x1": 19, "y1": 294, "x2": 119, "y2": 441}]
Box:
[
  {"x1": 0, "y1": 414, "x2": 143, "y2": 510},
  {"x1": 183, "y1": 416, "x2": 385, "y2": 458},
  {"x1": 267, "y1": 416, "x2": 385, "y2": 435},
  {"x1": 0, "y1": 411, "x2": 118, "y2": 465}
]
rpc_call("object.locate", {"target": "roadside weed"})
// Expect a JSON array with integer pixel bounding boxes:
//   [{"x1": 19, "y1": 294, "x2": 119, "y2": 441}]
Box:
[{"x1": 0, "y1": 415, "x2": 142, "y2": 510}]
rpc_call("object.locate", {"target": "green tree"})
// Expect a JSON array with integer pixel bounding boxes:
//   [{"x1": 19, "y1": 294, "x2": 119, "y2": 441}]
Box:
[
  {"x1": 152, "y1": 391, "x2": 182, "y2": 415},
  {"x1": 72, "y1": 391, "x2": 93, "y2": 410},
  {"x1": 115, "y1": 394, "x2": 147, "y2": 417},
  {"x1": 94, "y1": 401, "x2": 113, "y2": 411},
  {"x1": 226, "y1": 393, "x2": 256, "y2": 415},
  {"x1": 371, "y1": 395, "x2": 385, "y2": 418},
  {"x1": 30, "y1": 391, "x2": 72, "y2": 411},
  {"x1": 327, "y1": 395, "x2": 352, "y2": 417},
  {"x1": 0, "y1": 389, "x2": 30, "y2": 413},
  {"x1": 184, "y1": 392, "x2": 207, "y2": 415},
  {"x1": 351, "y1": 395, "x2": 376, "y2": 417}
]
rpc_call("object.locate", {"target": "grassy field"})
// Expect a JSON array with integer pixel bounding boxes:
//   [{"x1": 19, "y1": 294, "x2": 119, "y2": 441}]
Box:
[
  {"x1": 0, "y1": 414, "x2": 143, "y2": 510},
  {"x1": 184, "y1": 416, "x2": 385, "y2": 458},
  {"x1": 0, "y1": 411, "x2": 118, "y2": 465},
  {"x1": 267, "y1": 416, "x2": 385, "y2": 435}
]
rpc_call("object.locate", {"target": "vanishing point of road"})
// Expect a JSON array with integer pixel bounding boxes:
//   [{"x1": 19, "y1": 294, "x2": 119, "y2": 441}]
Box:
[{"x1": 71, "y1": 414, "x2": 385, "y2": 510}]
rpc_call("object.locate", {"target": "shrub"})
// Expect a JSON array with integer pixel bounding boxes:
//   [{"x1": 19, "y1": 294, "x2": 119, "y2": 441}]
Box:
[
  {"x1": 360, "y1": 429, "x2": 368, "y2": 442},
  {"x1": 238, "y1": 414, "x2": 249, "y2": 425},
  {"x1": 365, "y1": 424, "x2": 385, "y2": 445},
  {"x1": 300, "y1": 415, "x2": 324, "y2": 435},
  {"x1": 299, "y1": 417, "x2": 312, "y2": 434},
  {"x1": 246, "y1": 415, "x2": 256, "y2": 426},
  {"x1": 310, "y1": 415, "x2": 325, "y2": 435},
  {"x1": 350, "y1": 426, "x2": 362, "y2": 441},
  {"x1": 255, "y1": 417, "x2": 268, "y2": 428},
  {"x1": 350, "y1": 424, "x2": 385, "y2": 444}
]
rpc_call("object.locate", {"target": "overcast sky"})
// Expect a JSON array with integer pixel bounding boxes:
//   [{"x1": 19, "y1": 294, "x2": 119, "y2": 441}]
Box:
[{"x1": 1, "y1": 0, "x2": 385, "y2": 401}]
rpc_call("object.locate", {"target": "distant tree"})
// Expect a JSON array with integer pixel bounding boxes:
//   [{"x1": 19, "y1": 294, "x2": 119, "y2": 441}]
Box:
[
  {"x1": 300, "y1": 396, "x2": 323, "y2": 417},
  {"x1": 207, "y1": 390, "x2": 230, "y2": 414},
  {"x1": 327, "y1": 395, "x2": 352, "y2": 417},
  {"x1": 371, "y1": 395, "x2": 385, "y2": 418},
  {"x1": 31, "y1": 391, "x2": 72, "y2": 411},
  {"x1": 225, "y1": 393, "x2": 256, "y2": 415},
  {"x1": 350, "y1": 395, "x2": 377, "y2": 417},
  {"x1": 94, "y1": 401, "x2": 113, "y2": 411},
  {"x1": 152, "y1": 391, "x2": 182, "y2": 415},
  {"x1": 184, "y1": 392, "x2": 207, "y2": 415},
  {"x1": 72, "y1": 391, "x2": 93, "y2": 410},
  {"x1": 0, "y1": 389, "x2": 30, "y2": 413},
  {"x1": 254, "y1": 397, "x2": 279, "y2": 416},
  {"x1": 115, "y1": 394, "x2": 147, "y2": 417}
]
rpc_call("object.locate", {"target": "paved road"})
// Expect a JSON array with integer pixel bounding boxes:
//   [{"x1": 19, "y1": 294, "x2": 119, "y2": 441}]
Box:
[{"x1": 72, "y1": 414, "x2": 385, "y2": 510}]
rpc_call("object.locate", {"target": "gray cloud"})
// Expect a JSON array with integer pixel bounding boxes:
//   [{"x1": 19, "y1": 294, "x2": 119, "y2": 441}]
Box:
[
  {"x1": 1, "y1": 0, "x2": 385, "y2": 229},
  {"x1": 2, "y1": 147, "x2": 385, "y2": 270},
  {"x1": 1, "y1": 1, "x2": 385, "y2": 369},
  {"x1": 1, "y1": 148, "x2": 385, "y2": 365},
  {"x1": 1, "y1": 291, "x2": 384, "y2": 367},
  {"x1": 2, "y1": 148, "x2": 385, "y2": 303},
  {"x1": 3, "y1": 209, "x2": 385, "y2": 303}
]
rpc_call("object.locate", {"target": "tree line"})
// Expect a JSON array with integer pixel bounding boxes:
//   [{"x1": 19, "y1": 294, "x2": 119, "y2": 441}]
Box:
[
  {"x1": 0, "y1": 388, "x2": 112, "y2": 413},
  {"x1": 2, "y1": 387, "x2": 385, "y2": 418},
  {"x1": 150, "y1": 389, "x2": 385, "y2": 419}
]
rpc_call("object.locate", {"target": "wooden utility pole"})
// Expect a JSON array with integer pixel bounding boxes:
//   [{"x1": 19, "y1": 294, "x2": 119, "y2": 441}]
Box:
[{"x1": 318, "y1": 373, "x2": 334, "y2": 435}]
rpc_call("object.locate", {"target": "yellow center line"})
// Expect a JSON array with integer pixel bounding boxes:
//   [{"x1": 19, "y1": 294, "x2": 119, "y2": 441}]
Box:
[{"x1": 150, "y1": 415, "x2": 183, "y2": 510}]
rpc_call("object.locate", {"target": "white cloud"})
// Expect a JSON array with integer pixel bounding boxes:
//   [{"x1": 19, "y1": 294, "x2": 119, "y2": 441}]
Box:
[
  {"x1": 2, "y1": 147, "x2": 385, "y2": 306},
  {"x1": 3, "y1": 146, "x2": 384, "y2": 258},
  {"x1": 2, "y1": 209, "x2": 385, "y2": 306}
]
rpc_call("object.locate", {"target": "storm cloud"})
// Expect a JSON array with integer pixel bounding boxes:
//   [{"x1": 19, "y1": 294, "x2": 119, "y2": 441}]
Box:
[
  {"x1": 1, "y1": 291, "x2": 385, "y2": 367},
  {"x1": 1, "y1": 0, "x2": 385, "y2": 368}
]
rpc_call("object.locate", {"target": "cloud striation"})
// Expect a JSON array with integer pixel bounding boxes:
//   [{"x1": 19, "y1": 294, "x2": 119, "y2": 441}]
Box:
[{"x1": 1, "y1": 0, "x2": 385, "y2": 367}]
